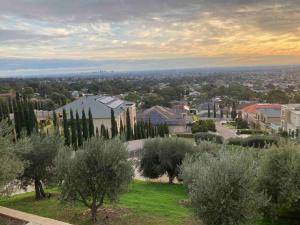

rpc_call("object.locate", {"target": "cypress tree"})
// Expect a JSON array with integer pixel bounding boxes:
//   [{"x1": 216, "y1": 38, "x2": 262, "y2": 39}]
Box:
[
  {"x1": 111, "y1": 109, "x2": 117, "y2": 138},
  {"x1": 208, "y1": 103, "x2": 211, "y2": 118},
  {"x1": 13, "y1": 100, "x2": 21, "y2": 139},
  {"x1": 220, "y1": 107, "x2": 224, "y2": 119},
  {"x1": 164, "y1": 122, "x2": 169, "y2": 135},
  {"x1": 88, "y1": 108, "x2": 94, "y2": 138},
  {"x1": 63, "y1": 109, "x2": 70, "y2": 146},
  {"x1": 76, "y1": 111, "x2": 83, "y2": 147},
  {"x1": 82, "y1": 110, "x2": 88, "y2": 140},
  {"x1": 100, "y1": 124, "x2": 106, "y2": 139},
  {"x1": 53, "y1": 111, "x2": 58, "y2": 129},
  {"x1": 70, "y1": 109, "x2": 77, "y2": 150},
  {"x1": 0, "y1": 103, "x2": 3, "y2": 121},
  {"x1": 105, "y1": 129, "x2": 109, "y2": 139},
  {"x1": 213, "y1": 103, "x2": 217, "y2": 118},
  {"x1": 8, "y1": 97, "x2": 13, "y2": 113},
  {"x1": 95, "y1": 127, "x2": 99, "y2": 138},
  {"x1": 126, "y1": 108, "x2": 132, "y2": 141},
  {"x1": 231, "y1": 102, "x2": 237, "y2": 120},
  {"x1": 120, "y1": 118, "x2": 124, "y2": 136}
]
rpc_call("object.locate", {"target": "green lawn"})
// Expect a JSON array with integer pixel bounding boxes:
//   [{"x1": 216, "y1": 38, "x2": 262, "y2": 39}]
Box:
[
  {"x1": 0, "y1": 181, "x2": 197, "y2": 225},
  {"x1": 0, "y1": 181, "x2": 289, "y2": 225}
]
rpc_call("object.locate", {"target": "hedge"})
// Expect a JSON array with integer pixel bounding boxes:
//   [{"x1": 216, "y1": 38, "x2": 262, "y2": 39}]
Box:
[
  {"x1": 237, "y1": 129, "x2": 269, "y2": 135},
  {"x1": 227, "y1": 135, "x2": 279, "y2": 148},
  {"x1": 176, "y1": 133, "x2": 194, "y2": 138},
  {"x1": 194, "y1": 132, "x2": 223, "y2": 144}
]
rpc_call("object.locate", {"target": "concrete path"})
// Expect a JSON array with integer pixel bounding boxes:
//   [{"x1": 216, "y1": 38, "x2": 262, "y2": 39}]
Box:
[
  {"x1": 0, "y1": 206, "x2": 72, "y2": 225},
  {"x1": 125, "y1": 139, "x2": 144, "y2": 153},
  {"x1": 215, "y1": 121, "x2": 237, "y2": 139}
]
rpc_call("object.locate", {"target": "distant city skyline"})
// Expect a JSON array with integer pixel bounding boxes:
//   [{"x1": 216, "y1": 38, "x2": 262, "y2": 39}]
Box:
[{"x1": 0, "y1": 0, "x2": 300, "y2": 74}]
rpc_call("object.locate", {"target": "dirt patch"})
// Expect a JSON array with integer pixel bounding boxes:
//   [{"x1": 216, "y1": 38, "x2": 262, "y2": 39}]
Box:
[
  {"x1": 83, "y1": 207, "x2": 130, "y2": 225},
  {"x1": 0, "y1": 215, "x2": 27, "y2": 225}
]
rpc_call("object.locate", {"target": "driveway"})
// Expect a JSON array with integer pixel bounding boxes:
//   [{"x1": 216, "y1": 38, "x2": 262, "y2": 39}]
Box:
[{"x1": 215, "y1": 121, "x2": 237, "y2": 139}]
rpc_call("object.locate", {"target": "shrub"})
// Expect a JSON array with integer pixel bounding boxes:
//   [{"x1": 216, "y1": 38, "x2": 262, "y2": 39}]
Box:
[
  {"x1": 191, "y1": 120, "x2": 216, "y2": 133},
  {"x1": 181, "y1": 150, "x2": 268, "y2": 225},
  {"x1": 194, "y1": 132, "x2": 223, "y2": 144},
  {"x1": 139, "y1": 137, "x2": 195, "y2": 183},
  {"x1": 176, "y1": 133, "x2": 194, "y2": 138},
  {"x1": 0, "y1": 120, "x2": 24, "y2": 196},
  {"x1": 258, "y1": 143, "x2": 300, "y2": 220},
  {"x1": 227, "y1": 135, "x2": 279, "y2": 148},
  {"x1": 56, "y1": 137, "x2": 133, "y2": 222},
  {"x1": 237, "y1": 129, "x2": 268, "y2": 135},
  {"x1": 235, "y1": 118, "x2": 249, "y2": 129}
]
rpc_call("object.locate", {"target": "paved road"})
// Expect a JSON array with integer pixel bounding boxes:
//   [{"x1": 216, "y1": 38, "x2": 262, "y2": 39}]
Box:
[{"x1": 215, "y1": 121, "x2": 237, "y2": 139}]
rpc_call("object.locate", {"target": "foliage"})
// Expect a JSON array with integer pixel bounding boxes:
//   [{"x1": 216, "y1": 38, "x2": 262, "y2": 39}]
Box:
[
  {"x1": 235, "y1": 118, "x2": 249, "y2": 129},
  {"x1": 258, "y1": 143, "x2": 300, "y2": 220},
  {"x1": 62, "y1": 108, "x2": 70, "y2": 146},
  {"x1": 16, "y1": 133, "x2": 62, "y2": 200},
  {"x1": 266, "y1": 90, "x2": 289, "y2": 104},
  {"x1": 139, "y1": 137, "x2": 195, "y2": 183},
  {"x1": 56, "y1": 137, "x2": 133, "y2": 222},
  {"x1": 194, "y1": 132, "x2": 223, "y2": 144},
  {"x1": 191, "y1": 120, "x2": 216, "y2": 133},
  {"x1": 70, "y1": 109, "x2": 77, "y2": 150},
  {"x1": 126, "y1": 108, "x2": 132, "y2": 140},
  {"x1": 237, "y1": 129, "x2": 268, "y2": 135},
  {"x1": 88, "y1": 108, "x2": 94, "y2": 138},
  {"x1": 227, "y1": 135, "x2": 279, "y2": 148},
  {"x1": 181, "y1": 150, "x2": 268, "y2": 225},
  {"x1": 0, "y1": 120, "x2": 24, "y2": 196}
]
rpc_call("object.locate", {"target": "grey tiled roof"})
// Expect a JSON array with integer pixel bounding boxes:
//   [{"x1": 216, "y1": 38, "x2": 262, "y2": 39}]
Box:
[{"x1": 55, "y1": 95, "x2": 134, "y2": 119}]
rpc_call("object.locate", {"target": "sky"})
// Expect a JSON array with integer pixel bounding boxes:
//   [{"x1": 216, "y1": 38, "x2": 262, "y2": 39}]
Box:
[{"x1": 0, "y1": 0, "x2": 300, "y2": 75}]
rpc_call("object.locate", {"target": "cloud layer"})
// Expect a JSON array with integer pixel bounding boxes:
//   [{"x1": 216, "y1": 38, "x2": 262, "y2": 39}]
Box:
[{"x1": 0, "y1": 0, "x2": 300, "y2": 70}]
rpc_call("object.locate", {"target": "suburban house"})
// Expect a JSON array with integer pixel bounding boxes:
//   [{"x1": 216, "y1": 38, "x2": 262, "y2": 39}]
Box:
[
  {"x1": 281, "y1": 104, "x2": 300, "y2": 135},
  {"x1": 241, "y1": 104, "x2": 281, "y2": 129},
  {"x1": 56, "y1": 95, "x2": 136, "y2": 135},
  {"x1": 137, "y1": 105, "x2": 188, "y2": 133}
]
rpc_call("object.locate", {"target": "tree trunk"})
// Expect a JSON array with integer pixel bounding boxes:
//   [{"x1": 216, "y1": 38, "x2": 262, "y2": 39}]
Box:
[
  {"x1": 91, "y1": 202, "x2": 98, "y2": 223},
  {"x1": 168, "y1": 174, "x2": 175, "y2": 184},
  {"x1": 34, "y1": 179, "x2": 46, "y2": 200}
]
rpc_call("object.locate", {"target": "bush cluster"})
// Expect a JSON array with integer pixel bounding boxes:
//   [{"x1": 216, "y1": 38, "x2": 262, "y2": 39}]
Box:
[
  {"x1": 191, "y1": 120, "x2": 216, "y2": 133},
  {"x1": 194, "y1": 132, "x2": 223, "y2": 144},
  {"x1": 237, "y1": 129, "x2": 268, "y2": 135},
  {"x1": 181, "y1": 142, "x2": 300, "y2": 225},
  {"x1": 227, "y1": 135, "x2": 279, "y2": 148},
  {"x1": 139, "y1": 137, "x2": 195, "y2": 183}
]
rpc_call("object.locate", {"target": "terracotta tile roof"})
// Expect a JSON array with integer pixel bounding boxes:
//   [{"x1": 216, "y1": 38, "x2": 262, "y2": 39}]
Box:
[{"x1": 242, "y1": 104, "x2": 281, "y2": 113}]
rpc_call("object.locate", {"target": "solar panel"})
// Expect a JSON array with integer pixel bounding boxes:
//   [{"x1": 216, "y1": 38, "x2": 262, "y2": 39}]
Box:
[
  {"x1": 98, "y1": 96, "x2": 114, "y2": 104},
  {"x1": 108, "y1": 100, "x2": 124, "y2": 108}
]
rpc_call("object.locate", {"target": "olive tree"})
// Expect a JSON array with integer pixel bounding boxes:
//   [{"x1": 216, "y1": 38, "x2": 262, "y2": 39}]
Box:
[
  {"x1": 56, "y1": 137, "x2": 133, "y2": 223},
  {"x1": 181, "y1": 150, "x2": 268, "y2": 225},
  {"x1": 0, "y1": 120, "x2": 24, "y2": 195},
  {"x1": 16, "y1": 132, "x2": 62, "y2": 200},
  {"x1": 258, "y1": 143, "x2": 300, "y2": 219},
  {"x1": 139, "y1": 137, "x2": 195, "y2": 184}
]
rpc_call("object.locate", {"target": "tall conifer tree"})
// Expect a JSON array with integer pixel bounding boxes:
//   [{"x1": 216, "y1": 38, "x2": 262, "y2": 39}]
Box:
[
  {"x1": 126, "y1": 108, "x2": 132, "y2": 141},
  {"x1": 88, "y1": 108, "x2": 94, "y2": 138},
  {"x1": 63, "y1": 109, "x2": 70, "y2": 146},
  {"x1": 76, "y1": 111, "x2": 83, "y2": 147},
  {"x1": 70, "y1": 109, "x2": 78, "y2": 150},
  {"x1": 82, "y1": 110, "x2": 88, "y2": 140}
]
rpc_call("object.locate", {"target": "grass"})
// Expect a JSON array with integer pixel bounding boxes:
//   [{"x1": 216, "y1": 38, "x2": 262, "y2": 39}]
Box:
[
  {"x1": 0, "y1": 180, "x2": 290, "y2": 225},
  {"x1": 0, "y1": 180, "x2": 197, "y2": 225}
]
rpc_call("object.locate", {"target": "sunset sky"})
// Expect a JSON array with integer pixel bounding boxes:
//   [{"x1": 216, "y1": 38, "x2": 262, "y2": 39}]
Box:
[{"x1": 0, "y1": 0, "x2": 300, "y2": 73}]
